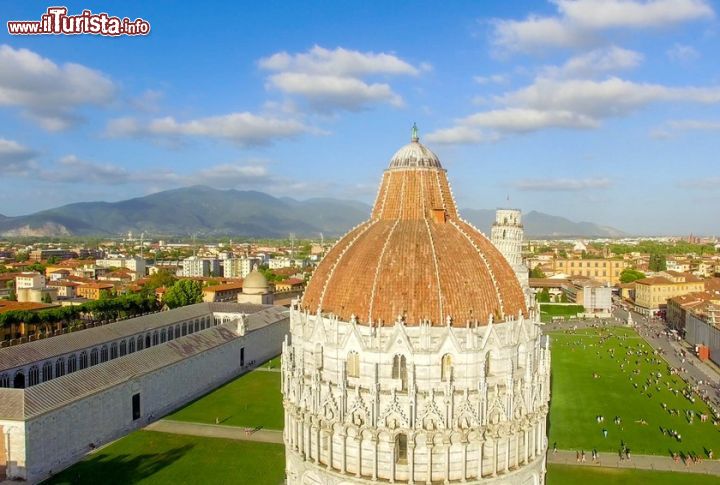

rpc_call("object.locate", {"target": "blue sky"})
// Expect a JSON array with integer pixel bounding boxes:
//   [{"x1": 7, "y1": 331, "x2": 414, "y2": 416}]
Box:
[{"x1": 0, "y1": 0, "x2": 718, "y2": 235}]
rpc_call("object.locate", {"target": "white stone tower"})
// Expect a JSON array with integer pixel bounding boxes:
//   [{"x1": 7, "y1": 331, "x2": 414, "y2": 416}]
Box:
[
  {"x1": 491, "y1": 209, "x2": 529, "y2": 300},
  {"x1": 282, "y1": 129, "x2": 550, "y2": 485}
]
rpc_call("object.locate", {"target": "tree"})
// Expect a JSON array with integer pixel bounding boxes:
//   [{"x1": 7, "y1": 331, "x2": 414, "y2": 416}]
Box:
[
  {"x1": 41, "y1": 292, "x2": 53, "y2": 304},
  {"x1": 620, "y1": 268, "x2": 646, "y2": 284},
  {"x1": 145, "y1": 269, "x2": 177, "y2": 290},
  {"x1": 6, "y1": 281, "x2": 16, "y2": 301},
  {"x1": 164, "y1": 280, "x2": 203, "y2": 309},
  {"x1": 536, "y1": 288, "x2": 551, "y2": 303},
  {"x1": 529, "y1": 266, "x2": 546, "y2": 279},
  {"x1": 649, "y1": 253, "x2": 667, "y2": 272}
]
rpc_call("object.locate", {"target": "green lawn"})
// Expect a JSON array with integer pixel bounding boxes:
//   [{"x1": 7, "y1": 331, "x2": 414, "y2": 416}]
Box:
[
  {"x1": 168, "y1": 370, "x2": 284, "y2": 430},
  {"x1": 548, "y1": 326, "x2": 719, "y2": 457},
  {"x1": 547, "y1": 464, "x2": 711, "y2": 485},
  {"x1": 263, "y1": 355, "x2": 282, "y2": 369},
  {"x1": 44, "y1": 430, "x2": 285, "y2": 485},
  {"x1": 540, "y1": 304, "x2": 585, "y2": 323}
]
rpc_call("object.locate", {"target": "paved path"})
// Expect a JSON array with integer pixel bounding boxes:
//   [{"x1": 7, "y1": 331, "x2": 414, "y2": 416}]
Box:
[
  {"x1": 253, "y1": 367, "x2": 281, "y2": 373},
  {"x1": 146, "y1": 419, "x2": 284, "y2": 444},
  {"x1": 548, "y1": 449, "x2": 720, "y2": 475}
]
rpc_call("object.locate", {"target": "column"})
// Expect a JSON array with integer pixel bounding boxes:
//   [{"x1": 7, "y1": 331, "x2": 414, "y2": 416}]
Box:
[
  {"x1": 314, "y1": 426, "x2": 320, "y2": 464},
  {"x1": 445, "y1": 440, "x2": 451, "y2": 482},
  {"x1": 505, "y1": 435, "x2": 510, "y2": 472},
  {"x1": 461, "y1": 442, "x2": 468, "y2": 482},
  {"x1": 536, "y1": 422, "x2": 541, "y2": 456},
  {"x1": 373, "y1": 435, "x2": 379, "y2": 481},
  {"x1": 298, "y1": 419, "x2": 304, "y2": 456},
  {"x1": 341, "y1": 432, "x2": 347, "y2": 473},
  {"x1": 492, "y1": 439, "x2": 498, "y2": 477},
  {"x1": 515, "y1": 431, "x2": 520, "y2": 468},
  {"x1": 477, "y1": 441, "x2": 483, "y2": 479},
  {"x1": 327, "y1": 429, "x2": 334, "y2": 470},
  {"x1": 356, "y1": 436, "x2": 362, "y2": 477},
  {"x1": 524, "y1": 428, "x2": 529, "y2": 464},
  {"x1": 408, "y1": 442, "x2": 416, "y2": 484},
  {"x1": 426, "y1": 441, "x2": 432, "y2": 485}
]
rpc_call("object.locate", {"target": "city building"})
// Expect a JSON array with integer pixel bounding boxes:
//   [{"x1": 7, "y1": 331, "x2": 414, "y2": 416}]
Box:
[
  {"x1": 282, "y1": 130, "x2": 550, "y2": 484},
  {"x1": 180, "y1": 256, "x2": 210, "y2": 277},
  {"x1": 561, "y1": 277, "x2": 612, "y2": 315},
  {"x1": 551, "y1": 258, "x2": 629, "y2": 285},
  {"x1": 237, "y1": 269, "x2": 274, "y2": 305},
  {"x1": 223, "y1": 257, "x2": 261, "y2": 278},
  {"x1": 202, "y1": 282, "x2": 244, "y2": 303},
  {"x1": 28, "y1": 249, "x2": 77, "y2": 262},
  {"x1": 0, "y1": 302, "x2": 289, "y2": 482},
  {"x1": 95, "y1": 257, "x2": 146, "y2": 279},
  {"x1": 76, "y1": 282, "x2": 115, "y2": 300},
  {"x1": 15, "y1": 272, "x2": 45, "y2": 290},
  {"x1": 684, "y1": 302, "x2": 720, "y2": 366},
  {"x1": 633, "y1": 271, "x2": 705, "y2": 317},
  {"x1": 491, "y1": 208, "x2": 530, "y2": 303}
]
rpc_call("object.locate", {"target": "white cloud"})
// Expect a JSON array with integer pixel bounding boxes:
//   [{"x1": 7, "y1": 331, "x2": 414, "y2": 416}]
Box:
[
  {"x1": 474, "y1": 74, "x2": 508, "y2": 85},
  {"x1": 105, "y1": 112, "x2": 312, "y2": 146},
  {"x1": 0, "y1": 138, "x2": 37, "y2": 174},
  {"x1": 543, "y1": 46, "x2": 643, "y2": 78},
  {"x1": 668, "y1": 119, "x2": 720, "y2": 130},
  {"x1": 0, "y1": 45, "x2": 115, "y2": 130},
  {"x1": 667, "y1": 43, "x2": 700, "y2": 62},
  {"x1": 259, "y1": 45, "x2": 419, "y2": 76},
  {"x1": 267, "y1": 73, "x2": 402, "y2": 111},
  {"x1": 678, "y1": 177, "x2": 720, "y2": 190},
  {"x1": 513, "y1": 177, "x2": 613, "y2": 191},
  {"x1": 427, "y1": 76, "x2": 720, "y2": 144},
  {"x1": 260, "y1": 46, "x2": 423, "y2": 112},
  {"x1": 492, "y1": 0, "x2": 714, "y2": 53}
]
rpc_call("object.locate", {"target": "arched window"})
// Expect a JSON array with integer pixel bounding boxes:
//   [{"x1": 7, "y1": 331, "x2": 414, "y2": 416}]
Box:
[
  {"x1": 392, "y1": 355, "x2": 407, "y2": 390},
  {"x1": 182, "y1": 322, "x2": 188, "y2": 336},
  {"x1": 160, "y1": 329, "x2": 167, "y2": 343},
  {"x1": 13, "y1": 371, "x2": 25, "y2": 389},
  {"x1": 484, "y1": 351, "x2": 493, "y2": 376},
  {"x1": 128, "y1": 338, "x2": 136, "y2": 353},
  {"x1": 194, "y1": 319, "x2": 200, "y2": 332},
  {"x1": 90, "y1": 348, "x2": 99, "y2": 366},
  {"x1": 119, "y1": 340, "x2": 127, "y2": 356},
  {"x1": 145, "y1": 334, "x2": 151, "y2": 348},
  {"x1": 79, "y1": 351, "x2": 88, "y2": 369},
  {"x1": 347, "y1": 351, "x2": 359, "y2": 378},
  {"x1": 503, "y1": 229, "x2": 506, "y2": 239},
  {"x1": 101, "y1": 345, "x2": 109, "y2": 362},
  {"x1": 67, "y1": 354, "x2": 77, "y2": 373},
  {"x1": 55, "y1": 358, "x2": 65, "y2": 377},
  {"x1": 0, "y1": 373, "x2": 9, "y2": 388},
  {"x1": 441, "y1": 354, "x2": 453, "y2": 382},
  {"x1": 167, "y1": 327, "x2": 174, "y2": 341},
  {"x1": 42, "y1": 361, "x2": 53, "y2": 381},
  {"x1": 395, "y1": 434, "x2": 408, "y2": 463},
  {"x1": 137, "y1": 336, "x2": 144, "y2": 350},
  {"x1": 110, "y1": 342, "x2": 118, "y2": 359},
  {"x1": 29, "y1": 366, "x2": 40, "y2": 386},
  {"x1": 153, "y1": 331, "x2": 159, "y2": 345}
]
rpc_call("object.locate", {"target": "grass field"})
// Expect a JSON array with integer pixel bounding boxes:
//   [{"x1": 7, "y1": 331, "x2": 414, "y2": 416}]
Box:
[
  {"x1": 540, "y1": 304, "x2": 585, "y2": 323},
  {"x1": 548, "y1": 326, "x2": 719, "y2": 457},
  {"x1": 167, "y1": 369, "x2": 283, "y2": 430},
  {"x1": 43, "y1": 430, "x2": 285, "y2": 485},
  {"x1": 546, "y1": 464, "x2": 711, "y2": 485},
  {"x1": 264, "y1": 355, "x2": 282, "y2": 369}
]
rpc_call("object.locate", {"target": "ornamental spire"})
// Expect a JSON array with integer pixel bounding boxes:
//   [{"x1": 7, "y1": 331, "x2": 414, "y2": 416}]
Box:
[{"x1": 411, "y1": 122, "x2": 419, "y2": 142}]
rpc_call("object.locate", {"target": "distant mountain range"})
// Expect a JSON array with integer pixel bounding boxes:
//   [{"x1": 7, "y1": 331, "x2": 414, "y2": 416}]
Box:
[{"x1": 0, "y1": 186, "x2": 625, "y2": 238}]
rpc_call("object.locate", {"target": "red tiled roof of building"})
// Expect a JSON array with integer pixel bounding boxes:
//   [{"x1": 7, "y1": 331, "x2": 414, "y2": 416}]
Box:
[
  {"x1": 301, "y1": 138, "x2": 526, "y2": 327},
  {"x1": 0, "y1": 300, "x2": 57, "y2": 314},
  {"x1": 203, "y1": 282, "x2": 244, "y2": 293}
]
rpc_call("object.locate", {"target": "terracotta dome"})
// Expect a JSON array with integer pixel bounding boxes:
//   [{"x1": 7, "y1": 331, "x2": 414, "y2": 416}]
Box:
[{"x1": 301, "y1": 131, "x2": 527, "y2": 327}]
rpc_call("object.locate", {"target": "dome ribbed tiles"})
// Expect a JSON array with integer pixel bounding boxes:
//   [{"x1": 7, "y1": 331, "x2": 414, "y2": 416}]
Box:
[{"x1": 301, "y1": 138, "x2": 527, "y2": 327}]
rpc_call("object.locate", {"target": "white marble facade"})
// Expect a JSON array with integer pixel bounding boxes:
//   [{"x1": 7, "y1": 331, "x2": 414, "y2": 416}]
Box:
[
  {"x1": 491, "y1": 209, "x2": 530, "y2": 305},
  {"x1": 282, "y1": 303, "x2": 550, "y2": 484}
]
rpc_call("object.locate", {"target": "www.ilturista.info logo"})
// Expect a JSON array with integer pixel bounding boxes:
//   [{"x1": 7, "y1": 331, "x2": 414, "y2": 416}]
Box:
[{"x1": 7, "y1": 7, "x2": 150, "y2": 36}]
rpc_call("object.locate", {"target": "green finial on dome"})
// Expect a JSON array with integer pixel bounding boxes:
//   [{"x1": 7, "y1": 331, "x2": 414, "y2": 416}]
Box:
[{"x1": 411, "y1": 122, "x2": 419, "y2": 142}]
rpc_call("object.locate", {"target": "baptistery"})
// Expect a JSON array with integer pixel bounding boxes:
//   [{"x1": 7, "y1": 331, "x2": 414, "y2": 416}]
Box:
[{"x1": 282, "y1": 128, "x2": 550, "y2": 484}]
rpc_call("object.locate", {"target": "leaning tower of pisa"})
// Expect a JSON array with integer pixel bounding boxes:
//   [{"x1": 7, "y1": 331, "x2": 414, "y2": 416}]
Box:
[{"x1": 491, "y1": 209, "x2": 529, "y2": 298}]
